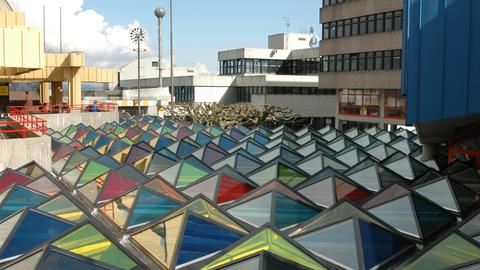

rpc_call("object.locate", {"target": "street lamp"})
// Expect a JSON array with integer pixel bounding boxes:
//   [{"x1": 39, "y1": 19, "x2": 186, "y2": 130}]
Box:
[
  {"x1": 130, "y1": 27, "x2": 147, "y2": 115},
  {"x1": 154, "y1": 7, "x2": 166, "y2": 90},
  {"x1": 169, "y1": 0, "x2": 174, "y2": 104}
]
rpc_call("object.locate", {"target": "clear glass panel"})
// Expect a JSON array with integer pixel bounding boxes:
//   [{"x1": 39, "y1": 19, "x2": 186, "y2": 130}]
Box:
[
  {"x1": 298, "y1": 178, "x2": 334, "y2": 208},
  {"x1": 416, "y1": 179, "x2": 458, "y2": 212},
  {"x1": 227, "y1": 193, "x2": 272, "y2": 228},
  {"x1": 182, "y1": 175, "x2": 218, "y2": 201},
  {"x1": 369, "y1": 196, "x2": 420, "y2": 238},
  {"x1": 100, "y1": 190, "x2": 137, "y2": 228},
  {"x1": 26, "y1": 177, "x2": 60, "y2": 196}
]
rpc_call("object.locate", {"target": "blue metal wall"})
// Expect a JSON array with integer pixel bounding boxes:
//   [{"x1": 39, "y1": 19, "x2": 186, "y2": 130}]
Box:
[{"x1": 402, "y1": 0, "x2": 480, "y2": 125}]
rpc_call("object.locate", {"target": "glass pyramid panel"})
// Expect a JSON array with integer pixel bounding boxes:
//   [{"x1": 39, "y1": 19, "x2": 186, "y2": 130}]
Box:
[
  {"x1": 347, "y1": 165, "x2": 380, "y2": 191},
  {"x1": 155, "y1": 136, "x2": 176, "y2": 151},
  {"x1": 182, "y1": 175, "x2": 218, "y2": 201},
  {"x1": 176, "y1": 214, "x2": 243, "y2": 267},
  {"x1": 4, "y1": 249, "x2": 43, "y2": 270},
  {"x1": 227, "y1": 193, "x2": 272, "y2": 228},
  {"x1": 132, "y1": 214, "x2": 184, "y2": 267},
  {"x1": 217, "y1": 175, "x2": 255, "y2": 204},
  {"x1": 0, "y1": 170, "x2": 32, "y2": 193},
  {"x1": 100, "y1": 189, "x2": 137, "y2": 228},
  {"x1": 25, "y1": 176, "x2": 60, "y2": 196},
  {"x1": 176, "y1": 163, "x2": 210, "y2": 188},
  {"x1": 52, "y1": 224, "x2": 138, "y2": 270},
  {"x1": 221, "y1": 255, "x2": 260, "y2": 270},
  {"x1": 412, "y1": 195, "x2": 455, "y2": 238},
  {"x1": 368, "y1": 196, "x2": 420, "y2": 238},
  {"x1": 126, "y1": 188, "x2": 180, "y2": 230},
  {"x1": 295, "y1": 219, "x2": 359, "y2": 269},
  {"x1": 144, "y1": 178, "x2": 187, "y2": 203},
  {"x1": 195, "y1": 132, "x2": 213, "y2": 146},
  {"x1": 274, "y1": 193, "x2": 318, "y2": 230},
  {"x1": 97, "y1": 171, "x2": 140, "y2": 204},
  {"x1": 416, "y1": 179, "x2": 459, "y2": 212},
  {"x1": 203, "y1": 146, "x2": 227, "y2": 165},
  {"x1": 201, "y1": 228, "x2": 327, "y2": 270},
  {"x1": 0, "y1": 186, "x2": 48, "y2": 221},
  {"x1": 37, "y1": 195, "x2": 87, "y2": 223},
  {"x1": 404, "y1": 233, "x2": 480, "y2": 270},
  {"x1": 460, "y1": 212, "x2": 480, "y2": 237},
  {"x1": 298, "y1": 178, "x2": 334, "y2": 208},
  {"x1": 298, "y1": 155, "x2": 325, "y2": 175},
  {"x1": 219, "y1": 136, "x2": 238, "y2": 150},
  {"x1": 278, "y1": 164, "x2": 307, "y2": 187},
  {"x1": 358, "y1": 219, "x2": 411, "y2": 269},
  {"x1": 335, "y1": 178, "x2": 371, "y2": 203},
  {"x1": 38, "y1": 248, "x2": 112, "y2": 270},
  {"x1": 0, "y1": 210, "x2": 73, "y2": 261},
  {"x1": 16, "y1": 163, "x2": 44, "y2": 179},
  {"x1": 248, "y1": 165, "x2": 277, "y2": 186},
  {"x1": 77, "y1": 161, "x2": 110, "y2": 187},
  {"x1": 385, "y1": 158, "x2": 415, "y2": 180},
  {"x1": 159, "y1": 163, "x2": 181, "y2": 185},
  {"x1": 235, "y1": 155, "x2": 262, "y2": 175},
  {"x1": 177, "y1": 140, "x2": 200, "y2": 158},
  {"x1": 0, "y1": 211, "x2": 22, "y2": 246},
  {"x1": 78, "y1": 178, "x2": 105, "y2": 203}
]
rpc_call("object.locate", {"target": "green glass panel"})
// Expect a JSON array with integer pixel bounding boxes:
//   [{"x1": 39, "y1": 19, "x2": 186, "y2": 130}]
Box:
[
  {"x1": 201, "y1": 228, "x2": 326, "y2": 270},
  {"x1": 296, "y1": 219, "x2": 359, "y2": 269},
  {"x1": 37, "y1": 195, "x2": 87, "y2": 223},
  {"x1": 227, "y1": 193, "x2": 272, "y2": 228},
  {"x1": 404, "y1": 234, "x2": 480, "y2": 270},
  {"x1": 176, "y1": 163, "x2": 209, "y2": 188},
  {"x1": 52, "y1": 224, "x2": 137, "y2": 270},
  {"x1": 77, "y1": 161, "x2": 110, "y2": 187},
  {"x1": 278, "y1": 165, "x2": 306, "y2": 187}
]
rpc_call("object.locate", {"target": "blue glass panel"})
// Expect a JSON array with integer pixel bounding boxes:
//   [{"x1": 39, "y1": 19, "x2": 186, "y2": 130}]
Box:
[
  {"x1": 155, "y1": 136, "x2": 175, "y2": 151},
  {"x1": 176, "y1": 215, "x2": 243, "y2": 266},
  {"x1": 359, "y1": 219, "x2": 411, "y2": 269},
  {"x1": 253, "y1": 132, "x2": 269, "y2": 145},
  {"x1": 108, "y1": 140, "x2": 129, "y2": 155},
  {"x1": 82, "y1": 132, "x2": 98, "y2": 145},
  {"x1": 0, "y1": 210, "x2": 73, "y2": 260},
  {"x1": 96, "y1": 156, "x2": 121, "y2": 170},
  {"x1": 0, "y1": 187, "x2": 48, "y2": 221},
  {"x1": 38, "y1": 248, "x2": 111, "y2": 270},
  {"x1": 177, "y1": 141, "x2": 199, "y2": 158},
  {"x1": 94, "y1": 135, "x2": 111, "y2": 149},
  {"x1": 280, "y1": 148, "x2": 302, "y2": 164},
  {"x1": 274, "y1": 193, "x2": 318, "y2": 229},
  {"x1": 127, "y1": 189, "x2": 180, "y2": 230},
  {"x1": 196, "y1": 133, "x2": 213, "y2": 146},
  {"x1": 219, "y1": 136, "x2": 237, "y2": 151},
  {"x1": 246, "y1": 142, "x2": 266, "y2": 156}
]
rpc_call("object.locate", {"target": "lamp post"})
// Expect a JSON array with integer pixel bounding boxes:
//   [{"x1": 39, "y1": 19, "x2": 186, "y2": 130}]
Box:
[
  {"x1": 130, "y1": 27, "x2": 146, "y2": 115},
  {"x1": 169, "y1": 0, "x2": 174, "y2": 104},
  {"x1": 154, "y1": 7, "x2": 166, "y2": 90}
]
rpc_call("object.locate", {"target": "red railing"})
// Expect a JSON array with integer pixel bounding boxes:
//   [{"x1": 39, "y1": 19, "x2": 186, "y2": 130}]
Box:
[
  {"x1": 1, "y1": 107, "x2": 46, "y2": 138},
  {"x1": 8, "y1": 102, "x2": 117, "y2": 114}
]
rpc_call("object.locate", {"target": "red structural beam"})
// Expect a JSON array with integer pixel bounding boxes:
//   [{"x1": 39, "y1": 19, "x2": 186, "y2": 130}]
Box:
[{"x1": 1, "y1": 107, "x2": 47, "y2": 138}]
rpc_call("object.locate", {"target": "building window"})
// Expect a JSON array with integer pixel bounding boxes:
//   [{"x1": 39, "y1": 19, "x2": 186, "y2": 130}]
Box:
[
  {"x1": 384, "y1": 89, "x2": 406, "y2": 119},
  {"x1": 152, "y1": 61, "x2": 159, "y2": 67},
  {"x1": 375, "y1": 51, "x2": 383, "y2": 70},
  {"x1": 339, "y1": 89, "x2": 380, "y2": 117},
  {"x1": 319, "y1": 49, "x2": 402, "y2": 73},
  {"x1": 393, "y1": 50, "x2": 402, "y2": 69},
  {"x1": 174, "y1": 86, "x2": 195, "y2": 102},
  {"x1": 322, "y1": 10, "x2": 403, "y2": 40}
]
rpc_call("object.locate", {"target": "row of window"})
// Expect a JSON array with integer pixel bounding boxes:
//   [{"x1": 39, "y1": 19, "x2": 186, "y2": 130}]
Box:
[
  {"x1": 236, "y1": 87, "x2": 336, "y2": 102},
  {"x1": 322, "y1": 50, "x2": 402, "y2": 72},
  {"x1": 323, "y1": 10, "x2": 403, "y2": 40},
  {"x1": 220, "y1": 50, "x2": 401, "y2": 76},
  {"x1": 323, "y1": 0, "x2": 355, "y2": 7},
  {"x1": 339, "y1": 89, "x2": 405, "y2": 119},
  {"x1": 171, "y1": 86, "x2": 195, "y2": 102}
]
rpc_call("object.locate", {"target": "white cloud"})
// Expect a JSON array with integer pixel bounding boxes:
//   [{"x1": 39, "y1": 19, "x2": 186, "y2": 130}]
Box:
[
  {"x1": 9, "y1": 0, "x2": 153, "y2": 68},
  {"x1": 194, "y1": 63, "x2": 214, "y2": 75}
]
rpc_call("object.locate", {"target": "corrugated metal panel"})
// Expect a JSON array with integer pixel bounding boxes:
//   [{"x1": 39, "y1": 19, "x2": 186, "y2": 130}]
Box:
[{"x1": 402, "y1": 0, "x2": 480, "y2": 125}]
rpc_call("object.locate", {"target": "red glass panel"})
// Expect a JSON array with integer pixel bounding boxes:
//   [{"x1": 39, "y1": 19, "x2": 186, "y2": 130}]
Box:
[
  {"x1": 217, "y1": 175, "x2": 254, "y2": 204},
  {"x1": 97, "y1": 171, "x2": 140, "y2": 203},
  {"x1": 0, "y1": 170, "x2": 32, "y2": 193},
  {"x1": 335, "y1": 178, "x2": 372, "y2": 203}
]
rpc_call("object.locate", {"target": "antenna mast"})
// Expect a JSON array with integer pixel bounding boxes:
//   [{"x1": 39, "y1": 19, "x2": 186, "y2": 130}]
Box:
[{"x1": 282, "y1": 17, "x2": 291, "y2": 33}]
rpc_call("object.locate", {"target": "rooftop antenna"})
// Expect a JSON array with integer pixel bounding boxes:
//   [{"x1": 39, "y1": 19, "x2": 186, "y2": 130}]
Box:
[
  {"x1": 59, "y1": 6, "x2": 63, "y2": 53},
  {"x1": 309, "y1": 26, "x2": 321, "y2": 48},
  {"x1": 43, "y1": 6, "x2": 46, "y2": 51},
  {"x1": 282, "y1": 17, "x2": 291, "y2": 33}
]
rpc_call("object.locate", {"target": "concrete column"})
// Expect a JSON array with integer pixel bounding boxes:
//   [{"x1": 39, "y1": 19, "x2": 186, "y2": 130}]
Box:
[
  {"x1": 67, "y1": 68, "x2": 82, "y2": 106},
  {"x1": 39, "y1": 82, "x2": 50, "y2": 104},
  {"x1": 379, "y1": 90, "x2": 386, "y2": 129},
  {"x1": 51, "y1": 82, "x2": 63, "y2": 104},
  {"x1": 334, "y1": 89, "x2": 341, "y2": 129}
]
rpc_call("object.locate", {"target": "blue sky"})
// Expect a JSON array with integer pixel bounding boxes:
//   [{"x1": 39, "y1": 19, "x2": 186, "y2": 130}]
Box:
[{"x1": 83, "y1": 0, "x2": 322, "y2": 73}]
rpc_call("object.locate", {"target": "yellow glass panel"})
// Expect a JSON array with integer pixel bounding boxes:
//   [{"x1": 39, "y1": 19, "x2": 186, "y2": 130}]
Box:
[{"x1": 132, "y1": 214, "x2": 184, "y2": 268}]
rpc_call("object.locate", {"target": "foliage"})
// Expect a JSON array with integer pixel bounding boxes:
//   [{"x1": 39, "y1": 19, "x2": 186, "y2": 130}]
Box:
[{"x1": 164, "y1": 103, "x2": 299, "y2": 129}]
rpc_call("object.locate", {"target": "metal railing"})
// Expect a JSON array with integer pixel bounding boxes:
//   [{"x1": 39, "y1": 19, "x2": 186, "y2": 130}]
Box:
[
  {"x1": 8, "y1": 102, "x2": 118, "y2": 114},
  {"x1": 1, "y1": 107, "x2": 46, "y2": 138}
]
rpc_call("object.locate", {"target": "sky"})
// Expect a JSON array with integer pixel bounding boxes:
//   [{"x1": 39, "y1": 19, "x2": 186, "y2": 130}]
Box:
[{"x1": 9, "y1": 0, "x2": 322, "y2": 74}]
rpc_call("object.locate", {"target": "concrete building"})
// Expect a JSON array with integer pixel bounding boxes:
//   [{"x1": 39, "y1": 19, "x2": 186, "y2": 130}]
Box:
[
  {"x1": 403, "y1": 0, "x2": 480, "y2": 167},
  {"x1": 319, "y1": 0, "x2": 405, "y2": 131}
]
